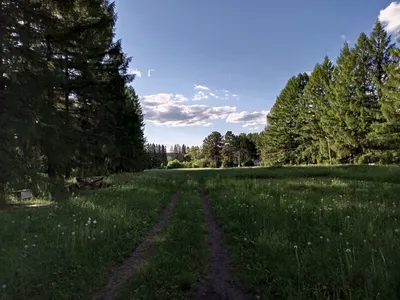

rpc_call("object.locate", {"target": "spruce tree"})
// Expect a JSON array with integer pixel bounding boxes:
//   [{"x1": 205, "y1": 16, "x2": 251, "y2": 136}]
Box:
[
  {"x1": 203, "y1": 131, "x2": 223, "y2": 168},
  {"x1": 368, "y1": 39, "x2": 400, "y2": 163},
  {"x1": 301, "y1": 57, "x2": 335, "y2": 164},
  {"x1": 260, "y1": 73, "x2": 308, "y2": 164},
  {"x1": 221, "y1": 131, "x2": 236, "y2": 167}
]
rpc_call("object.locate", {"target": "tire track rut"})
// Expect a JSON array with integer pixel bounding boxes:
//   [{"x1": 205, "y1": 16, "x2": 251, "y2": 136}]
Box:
[
  {"x1": 191, "y1": 189, "x2": 254, "y2": 300},
  {"x1": 92, "y1": 192, "x2": 180, "y2": 300}
]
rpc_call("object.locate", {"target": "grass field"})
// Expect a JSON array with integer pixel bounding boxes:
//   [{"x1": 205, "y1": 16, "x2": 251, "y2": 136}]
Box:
[{"x1": 1, "y1": 166, "x2": 400, "y2": 300}]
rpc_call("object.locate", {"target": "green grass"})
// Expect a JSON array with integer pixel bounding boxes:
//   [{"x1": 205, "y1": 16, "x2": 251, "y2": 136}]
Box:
[
  {"x1": 0, "y1": 173, "x2": 181, "y2": 300},
  {"x1": 203, "y1": 166, "x2": 400, "y2": 299},
  {"x1": 2, "y1": 166, "x2": 400, "y2": 300},
  {"x1": 119, "y1": 179, "x2": 207, "y2": 299}
]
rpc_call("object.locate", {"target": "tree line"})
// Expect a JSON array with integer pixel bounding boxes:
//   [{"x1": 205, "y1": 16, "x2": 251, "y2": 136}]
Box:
[
  {"x1": 1, "y1": 0, "x2": 145, "y2": 201},
  {"x1": 146, "y1": 132, "x2": 260, "y2": 169},
  {"x1": 259, "y1": 21, "x2": 400, "y2": 165}
]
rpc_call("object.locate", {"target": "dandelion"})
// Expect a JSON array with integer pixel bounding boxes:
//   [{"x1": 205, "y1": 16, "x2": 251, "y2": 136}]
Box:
[
  {"x1": 339, "y1": 232, "x2": 343, "y2": 236},
  {"x1": 2, "y1": 284, "x2": 6, "y2": 289},
  {"x1": 320, "y1": 236, "x2": 323, "y2": 239},
  {"x1": 346, "y1": 249, "x2": 351, "y2": 253},
  {"x1": 71, "y1": 232, "x2": 75, "y2": 236},
  {"x1": 307, "y1": 242, "x2": 312, "y2": 246},
  {"x1": 346, "y1": 216, "x2": 350, "y2": 219},
  {"x1": 57, "y1": 224, "x2": 61, "y2": 228},
  {"x1": 294, "y1": 245, "x2": 298, "y2": 249},
  {"x1": 93, "y1": 220, "x2": 97, "y2": 224}
]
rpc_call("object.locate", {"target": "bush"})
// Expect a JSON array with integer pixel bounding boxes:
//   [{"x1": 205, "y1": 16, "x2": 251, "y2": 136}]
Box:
[
  {"x1": 167, "y1": 159, "x2": 184, "y2": 169},
  {"x1": 243, "y1": 159, "x2": 255, "y2": 167}
]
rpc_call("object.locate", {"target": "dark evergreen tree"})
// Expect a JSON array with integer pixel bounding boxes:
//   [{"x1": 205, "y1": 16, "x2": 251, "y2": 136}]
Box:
[
  {"x1": 203, "y1": 131, "x2": 223, "y2": 168},
  {"x1": 221, "y1": 131, "x2": 236, "y2": 167}
]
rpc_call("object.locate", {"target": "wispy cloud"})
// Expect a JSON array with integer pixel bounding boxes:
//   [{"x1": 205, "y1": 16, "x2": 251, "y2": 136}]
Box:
[
  {"x1": 340, "y1": 34, "x2": 352, "y2": 44},
  {"x1": 194, "y1": 84, "x2": 210, "y2": 90},
  {"x1": 226, "y1": 110, "x2": 270, "y2": 129},
  {"x1": 148, "y1": 69, "x2": 155, "y2": 77},
  {"x1": 379, "y1": 2, "x2": 400, "y2": 33},
  {"x1": 193, "y1": 91, "x2": 209, "y2": 101},
  {"x1": 129, "y1": 68, "x2": 142, "y2": 78}
]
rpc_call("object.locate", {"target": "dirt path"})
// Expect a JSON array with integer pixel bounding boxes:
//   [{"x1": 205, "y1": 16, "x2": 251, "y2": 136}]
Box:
[
  {"x1": 92, "y1": 192, "x2": 180, "y2": 300},
  {"x1": 191, "y1": 190, "x2": 255, "y2": 300}
]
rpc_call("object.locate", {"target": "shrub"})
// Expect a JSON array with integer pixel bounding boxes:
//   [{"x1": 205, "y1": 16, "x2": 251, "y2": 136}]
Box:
[
  {"x1": 243, "y1": 159, "x2": 255, "y2": 167},
  {"x1": 167, "y1": 159, "x2": 184, "y2": 169}
]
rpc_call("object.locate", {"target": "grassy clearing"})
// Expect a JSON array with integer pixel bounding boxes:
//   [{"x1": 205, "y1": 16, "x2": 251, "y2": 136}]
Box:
[
  {"x1": 0, "y1": 173, "x2": 180, "y2": 300},
  {"x1": 203, "y1": 166, "x2": 400, "y2": 299},
  {"x1": 119, "y1": 179, "x2": 207, "y2": 300}
]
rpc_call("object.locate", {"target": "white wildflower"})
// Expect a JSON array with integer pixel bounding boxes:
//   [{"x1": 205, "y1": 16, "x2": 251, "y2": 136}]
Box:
[
  {"x1": 307, "y1": 242, "x2": 312, "y2": 246},
  {"x1": 24, "y1": 245, "x2": 28, "y2": 249},
  {"x1": 346, "y1": 248, "x2": 351, "y2": 253},
  {"x1": 346, "y1": 216, "x2": 350, "y2": 219},
  {"x1": 320, "y1": 236, "x2": 323, "y2": 239},
  {"x1": 34, "y1": 235, "x2": 38, "y2": 238},
  {"x1": 32, "y1": 244, "x2": 36, "y2": 247},
  {"x1": 395, "y1": 229, "x2": 399, "y2": 233},
  {"x1": 71, "y1": 232, "x2": 75, "y2": 236},
  {"x1": 339, "y1": 232, "x2": 343, "y2": 236},
  {"x1": 294, "y1": 245, "x2": 298, "y2": 249},
  {"x1": 363, "y1": 239, "x2": 367, "y2": 243},
  {"x1": 93, "y1": 220, "x2": 97, "y2": 224},
  {"x1": 57, "y1": 224, "x2": 61, "y2": 228},
  {"x1": 2, "y1": 285, "x2": 6, "y2": 289},
  {"x1": 346, "y1": 242, "x2": 349, "y2": 246}
]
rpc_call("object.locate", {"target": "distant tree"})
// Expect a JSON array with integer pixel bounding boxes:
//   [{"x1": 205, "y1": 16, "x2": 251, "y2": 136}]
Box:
[
  {"x1": 221, "y1": 131, "x2": 236, "y2": 167},
  {"x1": 203, "y1": 131, "x2": 223, "y2": 168}
]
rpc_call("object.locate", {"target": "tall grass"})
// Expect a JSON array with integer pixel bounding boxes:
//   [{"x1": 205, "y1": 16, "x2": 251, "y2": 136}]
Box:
[{"x1": 0, "y1": 173, "x2": 182, "y2": 300}]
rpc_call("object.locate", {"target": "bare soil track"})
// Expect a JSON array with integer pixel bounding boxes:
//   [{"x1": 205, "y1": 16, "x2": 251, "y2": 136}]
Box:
[
  {"x1": 191, "y1": 190, "x2": 255, "y2": 300},
  {"x1": 92, "y1": 192, "x2": 180, "y2": 300}
]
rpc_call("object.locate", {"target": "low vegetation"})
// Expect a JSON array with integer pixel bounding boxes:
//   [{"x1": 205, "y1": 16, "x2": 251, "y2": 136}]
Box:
[{"x1": 1, "y1": 166, "x2": 400, "y2": 300}]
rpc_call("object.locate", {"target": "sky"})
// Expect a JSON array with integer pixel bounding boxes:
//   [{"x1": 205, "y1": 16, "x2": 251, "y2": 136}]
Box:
[{"x1": 114, "y1": 0, "x2": 400, "y2": 147}]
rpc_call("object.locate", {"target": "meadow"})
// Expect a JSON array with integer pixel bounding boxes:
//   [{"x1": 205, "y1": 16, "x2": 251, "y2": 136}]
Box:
[{"x1": 1, "y1": 165, "x2": 400, "y2": 300}]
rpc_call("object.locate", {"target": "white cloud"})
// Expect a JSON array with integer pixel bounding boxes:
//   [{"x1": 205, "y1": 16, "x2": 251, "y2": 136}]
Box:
[
  {"x1": 129, "y1": 68, "x2": 142, "y2": 78},
  {"x1": 209, "y1": 92, "x2": 219, "y2": 98},
  {"x1": 194, "y1": 84, "x2": 210, "y2": 90},
  {"x1": 148, "y1": 69, "x2": 155, "y2": 77},
  {"x1": 341, "y1": 35, "x2": 346, "y2": 40},
  {"x1": 231, "y1": 94, "x2": 239, "y2": 97},
  {"x1": 226, "y1": 110, "x2": 269, "y2": 128},
  {"x1": 140, "y1": 93, "x2": 236, "y2": 127},
  {"x1": 379, "y1": 2, "x2": 400, "y2": 33},
  {"x1": 193, "y1": 91, "x2": 209, "y2": 101}
]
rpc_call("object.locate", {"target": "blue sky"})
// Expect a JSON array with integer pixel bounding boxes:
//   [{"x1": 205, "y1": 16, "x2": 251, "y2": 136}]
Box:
[{"x1": 114, "y1": 0, "x2": 399, "y2": 147}]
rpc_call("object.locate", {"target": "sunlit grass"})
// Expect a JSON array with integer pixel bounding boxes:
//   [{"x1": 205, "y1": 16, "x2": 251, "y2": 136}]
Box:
[{"x1": 204, "y1": 168, "x2": 400, "y2": 299}]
